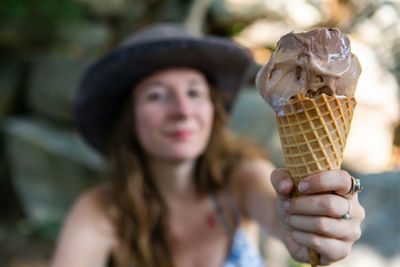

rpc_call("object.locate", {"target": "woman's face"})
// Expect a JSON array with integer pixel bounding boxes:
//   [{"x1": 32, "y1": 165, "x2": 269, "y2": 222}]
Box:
[{"x1": 133, "y1": 67, "x2": 214, "y2": 162}]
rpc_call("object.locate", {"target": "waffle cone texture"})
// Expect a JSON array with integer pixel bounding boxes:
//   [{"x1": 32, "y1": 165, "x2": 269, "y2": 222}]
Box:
[
  {"x1": 276, "y1": 93, "x2": 357, "y2": 266},
  {"x1": 276, "y1": 93, "x2": 356, "y2": 193}
]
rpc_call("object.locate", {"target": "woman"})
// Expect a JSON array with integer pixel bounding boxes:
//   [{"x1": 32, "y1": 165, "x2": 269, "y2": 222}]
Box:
[{"x1": 51, "y1": 24, "x2": 365, "y2": 267}]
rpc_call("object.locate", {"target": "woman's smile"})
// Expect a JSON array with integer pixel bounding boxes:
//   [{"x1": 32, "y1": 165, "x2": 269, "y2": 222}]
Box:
[{"x1": 167, "y1": 129, "x2": 194, "y2": 141}]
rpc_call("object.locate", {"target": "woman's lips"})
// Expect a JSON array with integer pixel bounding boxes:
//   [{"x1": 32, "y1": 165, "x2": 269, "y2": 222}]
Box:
[{"x1": 167, "y1": 130, "x2": 194, "y2": 140}]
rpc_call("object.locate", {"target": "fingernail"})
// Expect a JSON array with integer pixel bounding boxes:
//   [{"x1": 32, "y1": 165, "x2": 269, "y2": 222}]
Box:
[
  {"x1": 284, "y1": 201, "x2": 290, "y2": 212},
  {"x1": 278, "y1": 180, "x2": 289, "y2": 193},
  {"x1": 298, "y1": 182, "x2": 309, "y2": 192}
]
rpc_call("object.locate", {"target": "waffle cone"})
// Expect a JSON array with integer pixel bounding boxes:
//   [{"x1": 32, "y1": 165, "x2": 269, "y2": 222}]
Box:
[
  {"x1": 276, "y1": 93, "x2": 357, "y2": 266},
  {"x1": 276, "y1": 93, "x2": 356, "y2": 193}
]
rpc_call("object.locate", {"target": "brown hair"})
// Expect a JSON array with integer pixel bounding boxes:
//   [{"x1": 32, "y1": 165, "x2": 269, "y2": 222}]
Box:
[{"x1": 105, "y1": 85, "x2": 265, "y2": 266}]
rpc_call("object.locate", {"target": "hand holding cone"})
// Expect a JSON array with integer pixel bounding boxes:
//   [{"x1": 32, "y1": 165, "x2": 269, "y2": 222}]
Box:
[
  {"x1": 276, "y1": 94, "x2": 356, "y2": 266},
  {"x1": 256, "y1": 28, "x2": 361, "y2": 267}
]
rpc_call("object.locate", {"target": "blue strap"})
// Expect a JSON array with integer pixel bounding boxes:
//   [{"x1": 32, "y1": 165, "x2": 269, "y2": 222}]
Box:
[
  {"x1": 211, "y1": 192, "x2": 234, "y2": 236},
  {"x1": 211, "y1": 187, "x2": 242, "y2": 236},
  {"x1": 224, "y1": 187, "x2": 241, "y2": 227}
]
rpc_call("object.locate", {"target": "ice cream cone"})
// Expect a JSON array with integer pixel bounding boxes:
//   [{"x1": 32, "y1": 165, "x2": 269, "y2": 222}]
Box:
[
  {"x1": 276, "y1": 93, "x2": 356, "y2": 193},
  {"x1": 275, "y1": 93, "x2": 357, "y2": 266}
]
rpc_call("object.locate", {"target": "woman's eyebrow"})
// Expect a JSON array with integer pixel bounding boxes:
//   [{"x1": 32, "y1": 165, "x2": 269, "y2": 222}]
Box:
[
  {"x1": 139, "y1": 80, "x2": 167, "y2": 90},
  {"x1": 188, "y1": 78, "x2": 206, "y2": 85}
]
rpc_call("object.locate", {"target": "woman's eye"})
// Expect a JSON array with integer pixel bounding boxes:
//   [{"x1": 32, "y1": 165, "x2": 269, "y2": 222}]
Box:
[
  {"x1": 146, "y1": 91, "x2": 165, "y2": 101},
  {"x1": 188, "y1": 88, "x2": 202, "y2": 98}
]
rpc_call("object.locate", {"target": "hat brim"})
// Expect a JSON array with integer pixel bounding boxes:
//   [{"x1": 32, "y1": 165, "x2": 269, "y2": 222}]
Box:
[{"x1": 74, "y1": 37, "x2": 254, "y2": 155}]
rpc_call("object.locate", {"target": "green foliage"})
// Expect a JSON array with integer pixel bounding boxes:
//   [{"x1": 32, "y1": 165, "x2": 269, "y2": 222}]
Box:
[
  {"x1": 1, "y1": 0, "x2": 84, "y2": 23},
  {"x1": 0, "y1": 0, "x2": 85, "y2": 53},
  {"x1": 230, "y1": 22, "x2": 247, "y2": 36}
]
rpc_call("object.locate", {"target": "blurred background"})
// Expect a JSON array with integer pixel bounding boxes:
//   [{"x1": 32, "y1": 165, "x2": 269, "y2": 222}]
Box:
[{"x1": 1, "y1": 0, "x2": 400, "y2": 266}]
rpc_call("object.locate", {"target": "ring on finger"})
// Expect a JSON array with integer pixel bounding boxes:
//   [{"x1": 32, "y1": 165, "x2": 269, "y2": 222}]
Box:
[
  {"x1": 344, "y1": 176, "x2": 363, "y2": 197},
  {"x1": 341, "y1": 199, "x2": 352, "y2": 220}
]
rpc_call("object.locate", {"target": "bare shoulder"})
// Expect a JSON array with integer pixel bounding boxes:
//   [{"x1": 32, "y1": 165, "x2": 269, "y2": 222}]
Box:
[
  {"x1": 51, "y1": 185, "x2": 116, "y2": 267},
  {"x1": 73, "y1": 185, "x2": 110, "y2": 218},
  {"x1": 67, "y1": 185, "x2": 114, "y2": 233}
]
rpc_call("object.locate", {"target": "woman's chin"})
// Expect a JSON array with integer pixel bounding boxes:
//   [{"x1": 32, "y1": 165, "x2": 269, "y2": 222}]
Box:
[
  {"x1": 145, "y1": 142, "x2": 207, "y2": 163},
  {"x1": 149, "y1": 148, "x2": 205, "y2": 163},
  {"x1": 164, "y1": 152, "x2": 201, "y2": 163}
]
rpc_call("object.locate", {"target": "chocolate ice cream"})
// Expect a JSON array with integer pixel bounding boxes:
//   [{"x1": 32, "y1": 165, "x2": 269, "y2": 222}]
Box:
[{"x1": 256, "y1": 28, "x2": 361, "y2": 111}]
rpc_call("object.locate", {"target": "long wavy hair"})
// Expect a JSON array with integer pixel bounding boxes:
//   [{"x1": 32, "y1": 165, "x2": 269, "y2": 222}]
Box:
[{"x1": 105, "y1": 85, "x2": 266, "y2": 267}]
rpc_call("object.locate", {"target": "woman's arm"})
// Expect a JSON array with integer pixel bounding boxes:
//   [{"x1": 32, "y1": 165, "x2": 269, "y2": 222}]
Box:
[
  {"x1": 50, "y1": 187, "x2": 116, "y2": 267},
  {"x1": 230, "y1": 159, "x2": 281, "y2": 236}
]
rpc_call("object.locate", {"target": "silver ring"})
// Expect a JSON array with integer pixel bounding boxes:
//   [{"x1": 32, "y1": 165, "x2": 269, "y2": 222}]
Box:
[
  {"x1": 342, "y1": 199, "x2": 352, "y2": 220},
  {"x1": 345, "y1": 176, "x2": 363, "y2": 197}
]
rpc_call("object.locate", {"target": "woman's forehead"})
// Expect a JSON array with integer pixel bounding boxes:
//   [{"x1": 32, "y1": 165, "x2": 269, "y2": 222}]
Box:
[{"x1": 137, "y1": 67, "x2": 208, "y2": 88}]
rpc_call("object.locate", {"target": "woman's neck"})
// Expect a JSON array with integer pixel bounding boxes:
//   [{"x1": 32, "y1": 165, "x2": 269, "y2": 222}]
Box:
[{"x1": 147, "y1": 157, "x2": 197, "y2": 201}]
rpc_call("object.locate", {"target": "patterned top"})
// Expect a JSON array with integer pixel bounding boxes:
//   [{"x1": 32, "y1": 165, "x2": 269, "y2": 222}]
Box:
[
  {"x1": 222, "y1": 228, "x2": 265, "y2": 267},
  {"x1": 211, "y1": 189, "x2": 266, "y2": 267}
]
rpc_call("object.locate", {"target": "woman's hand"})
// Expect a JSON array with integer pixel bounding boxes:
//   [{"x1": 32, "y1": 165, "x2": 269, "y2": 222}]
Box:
[{"x1": 271, "y1": 169, "x2": 365, "y2": 265}]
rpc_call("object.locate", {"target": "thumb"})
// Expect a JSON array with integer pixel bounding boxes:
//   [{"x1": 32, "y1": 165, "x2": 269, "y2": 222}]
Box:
[{"x1": 271, "y1": 168, "x2": 294, "y2": 199}]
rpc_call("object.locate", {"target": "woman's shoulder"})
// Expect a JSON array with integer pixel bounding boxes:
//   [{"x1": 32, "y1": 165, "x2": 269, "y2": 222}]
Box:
[
  {"x1": 62, "y1": 184, "x2": 117, "y2": 244},
  {"x1": 50, "y1": 185, "x2": 117, "y2": 267},
  {"x1": 74, "y1": 184, "x2": 108, "y2": 209}
]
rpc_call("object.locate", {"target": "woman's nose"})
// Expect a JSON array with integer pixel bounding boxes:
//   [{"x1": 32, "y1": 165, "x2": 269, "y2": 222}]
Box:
[{"x1": 169, "y1": 94, "x2": 191, "y2": 118}]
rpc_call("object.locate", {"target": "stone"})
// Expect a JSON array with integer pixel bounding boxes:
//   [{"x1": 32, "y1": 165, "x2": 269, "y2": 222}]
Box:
[
  {"x1": 229, "y1": 88, "x2": 285, "y2": 168},
  {"x1": 333, "y1": 245, "x2": 388, "y2": 267},
  {"x1": 0, "y1": 55, "x2": 22, "y2": 117},
  {"x1": 329, "y1": 170, "x2": 400, "y2": 266},
  {"x1": 76, "y1": 0, "x2": 128, "y2": 17},
  {"x1": 284, "y1": 0, "x2": 322, "y2": 29},
  {"x1": 2, "y1": 117, "x2": 105, "y2": 236},
  {"x1": 350, "y1": 1, "x2": 400, "y2": 80},
  {"x1": 342, "y1": 39, "x2": 400, "y2": 173},
  {"x1": 211, "y1": 0, "x2": 335, "y2": 30},
  {"x1": 27, "y1": 54, "x2": 91, "y2": 122},
  {"x1": 54, "y1": 22, "x2": 112, "y2": 58},
  {"x1": 233, "y1": 20, "x2": 293, "y2": 49},
  {"x1": 356, "y1": 171, "x2": 400, "y2": 257},
  {"x1": 211, "y1": 0, "x2": 287, "y2": 25},
  {"x1": 352, "y1": 6, "x2": 397, "y2": 66}
]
